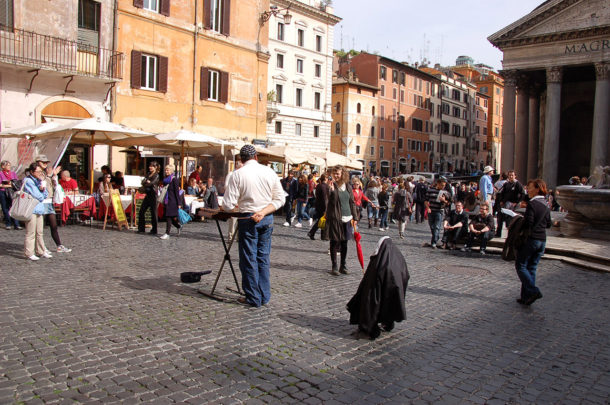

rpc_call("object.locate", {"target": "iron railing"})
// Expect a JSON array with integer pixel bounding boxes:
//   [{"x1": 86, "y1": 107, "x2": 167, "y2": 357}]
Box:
[{"x1": 0, "y1": 25, "x2": 123, "y2": 80}]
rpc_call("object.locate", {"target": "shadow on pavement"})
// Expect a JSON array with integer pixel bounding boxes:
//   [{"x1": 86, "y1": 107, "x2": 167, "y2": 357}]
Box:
[
  {"x1": 278, "y1": 312, "x2": 358, "y2": 339},
  {"x1": 0, "y1": 241, "x2": 28, "y2": 259},
  {"x1": 408, "y1": 285, "x2": 501, "y2": 303},
  {"x1": 114, "y1": 275, "x2": 203, "y2": 297}
]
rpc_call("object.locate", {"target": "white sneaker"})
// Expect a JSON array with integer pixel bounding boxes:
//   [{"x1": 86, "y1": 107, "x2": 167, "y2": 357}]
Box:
[
  {"x1": 291, "y1": 216, "x2": 297, "y2": 225},
  {"x1": 57, "y1": 245, "x2": 72, "y2": 253},
  {"x1": 295, "y1": 222, "x2": 302, "y2": 228},
  {"x1": 40, "y1": 252, "x2": 53, "y2": 258},
  {"x1": 159, "y1": 234, "x2": 169, "y2": 240},
  {"x1": 308, "y1": 218, "x2": 313, "y2": 226},
  {"x1": 283, "y1": 221, "x2": 290, "y2": 227},
  {"x1": 379, "y1": 228, "x2": 385, "y2": 231},
  {"x1": 28, "y1": 255, "x2": 39, "y2": 261}
]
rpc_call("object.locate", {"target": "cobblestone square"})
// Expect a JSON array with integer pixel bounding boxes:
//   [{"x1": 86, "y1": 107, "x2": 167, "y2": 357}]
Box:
[{"x1": 1, "y1": 219, "x2": 609, "y2": 404}]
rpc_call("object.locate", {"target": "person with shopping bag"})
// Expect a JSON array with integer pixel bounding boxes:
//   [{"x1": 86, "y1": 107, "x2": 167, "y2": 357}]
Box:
[{"x1": 22, "y1": 163, "x2": 52, "y2": 261}]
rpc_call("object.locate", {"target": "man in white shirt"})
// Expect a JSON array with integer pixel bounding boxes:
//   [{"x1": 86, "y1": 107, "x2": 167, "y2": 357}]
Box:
[{"x1": 222, "y1": 145, "x2": 284, "y2": 307}]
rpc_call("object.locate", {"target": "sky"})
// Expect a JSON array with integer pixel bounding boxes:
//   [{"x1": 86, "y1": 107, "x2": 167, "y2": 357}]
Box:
[{"x1": 330, "y1": 0, "x2": 543, "y2": 71}]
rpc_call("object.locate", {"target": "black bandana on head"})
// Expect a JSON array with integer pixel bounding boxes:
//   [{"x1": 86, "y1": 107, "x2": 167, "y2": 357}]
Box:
[{"x1": 240, "y1": 144, "x2": 257, "y2": 159}]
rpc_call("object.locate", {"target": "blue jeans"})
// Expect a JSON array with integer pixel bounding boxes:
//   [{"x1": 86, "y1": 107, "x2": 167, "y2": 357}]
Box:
[
  {"x1": 296, "y1": 199, "x2": 310, "y2": 223},
  {"x1": 428, "y1": 210, "x2": 443, "y2": 245},
  {"x1": 283, "y1": 198, "x2": 293, "y2": 223},
  {"x1": 515, "y1": 238, "x2": 545, "y2": 300},
  {"x1": 367, "y1": 205, "x2": 379, "y2": 219},
  {"x1": 238, "y1": 214, "x2": 273, "y2": 307},
  {"x1": 378, "y1": 207, "x2": 388, "y2": 228},
  {"x1": 0, "y1": 191, "x2": 20, "y2": 228}
]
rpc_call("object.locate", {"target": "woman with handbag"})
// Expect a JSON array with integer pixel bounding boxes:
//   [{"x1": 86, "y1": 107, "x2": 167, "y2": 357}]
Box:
[
  {"x1": 326, "y1": 165, "x2": 358, "y2": 276},
  {"x1": 392, "y1": 181, "x2": 413, "y2": 239},
  {"x1": 23, "y1": 163, "x2": 52, "y2": 261},
  {"x1": 35, "y1": 156, "x2": 71, "y2": 253},
  {"x1": 515, "y1": 178, "x2": 552, "y2": 306},
  {"x1": 159, "y1": 165, "x2": 182, "y2": 240},
  {"x1": 0, "y1": 160, "x2": 22, "y2": 230}
]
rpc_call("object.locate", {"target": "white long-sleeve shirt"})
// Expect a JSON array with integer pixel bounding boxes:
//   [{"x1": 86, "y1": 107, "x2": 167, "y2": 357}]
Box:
[{"x1": 222, "y1": 159, "x2": 284, "y2": 213}]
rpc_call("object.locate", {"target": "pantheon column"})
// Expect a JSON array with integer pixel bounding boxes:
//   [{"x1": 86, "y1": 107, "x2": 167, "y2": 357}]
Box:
[
  {"x1": 527, "y1": 84, "x2": 541, "y2": 180},
  {"x1": 591, "y1": 62, "x2": 609, "y2": 170},
  {"x1": 515, "y1": 75, "x2": 530, "y2": 179},
  {"x1": 501, "y1": 70, "x2": 518, "y2": 172},
  {"x1": 542, "y1": 66, "x2": 562, "y2": 188}
]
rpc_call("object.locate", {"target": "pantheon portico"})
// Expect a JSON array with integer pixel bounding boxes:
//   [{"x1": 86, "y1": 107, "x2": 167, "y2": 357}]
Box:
[{"x1": 489, "y1": 0, "x2": 609, "y2": 187}]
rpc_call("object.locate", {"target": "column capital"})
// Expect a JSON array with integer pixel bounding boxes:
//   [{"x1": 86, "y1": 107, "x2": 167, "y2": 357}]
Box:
[
  {"x1": 594, "y1": 62, "x2": 609, "y2": 81},
  {"x1": 517, "y1": 73, "x2": 532, "y2": 93},
  {"x1": 501, "y1": 69, "x2": 518, "y2": 87},
  {"x1": 546, "y1": 66, "x2": 563, "y2": 83}
]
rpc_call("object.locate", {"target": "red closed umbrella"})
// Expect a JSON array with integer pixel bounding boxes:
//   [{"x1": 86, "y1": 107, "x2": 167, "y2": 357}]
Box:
[{"x1": 353, "y1": 222, "x2": 364, "y2": 272}]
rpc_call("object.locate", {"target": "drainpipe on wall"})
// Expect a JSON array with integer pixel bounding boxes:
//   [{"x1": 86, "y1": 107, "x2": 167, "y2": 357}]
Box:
[
  {"x1": 108, "y1": 0, "x2": 119, "y2": 170},
  {"x1": 191, "y1": 0, "x2": 199, "y2": 128}
]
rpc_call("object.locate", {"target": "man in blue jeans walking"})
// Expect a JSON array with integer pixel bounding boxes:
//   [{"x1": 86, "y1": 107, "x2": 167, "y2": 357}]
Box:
[
  {"x1": 424, "y1": 178, "x2": 449, "y2": 249},
  {"x1": 222, "y1": 145, "x2": 285, "y2": 307}
]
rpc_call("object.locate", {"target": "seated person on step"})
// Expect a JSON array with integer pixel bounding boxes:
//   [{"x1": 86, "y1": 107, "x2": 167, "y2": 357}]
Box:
[
  {"x1": 462, "y1": 201, "x2": 495, "y2": 254},
  {"x1": 441, "y1": 200, "x2": 469, "y2": 250}
]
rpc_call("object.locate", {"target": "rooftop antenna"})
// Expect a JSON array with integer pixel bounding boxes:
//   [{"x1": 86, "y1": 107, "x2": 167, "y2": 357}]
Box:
[{"x1": 340, "y1": 24, "x2": 343, "y2": 51}]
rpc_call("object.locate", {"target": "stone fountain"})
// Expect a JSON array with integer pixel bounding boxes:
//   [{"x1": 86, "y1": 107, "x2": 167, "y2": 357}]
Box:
[{"x1": 555, "y1": 166, "x2": 610, "y2": 240}]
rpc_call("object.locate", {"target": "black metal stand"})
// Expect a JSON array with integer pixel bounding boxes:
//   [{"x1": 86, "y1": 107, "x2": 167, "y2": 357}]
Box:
[{"x1": 198, "y1": 218, "x2": 244, "y2": 302}]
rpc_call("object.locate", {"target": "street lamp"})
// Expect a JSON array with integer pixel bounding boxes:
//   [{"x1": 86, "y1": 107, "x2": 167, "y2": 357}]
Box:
[{"x1": 260, "y1": 5, "x2": 292, "y2": 25}]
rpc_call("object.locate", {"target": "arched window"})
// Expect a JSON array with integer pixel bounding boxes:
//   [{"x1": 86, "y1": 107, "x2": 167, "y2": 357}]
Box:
[
  {"x1": 356, "y1": 123, "x2": 361, "y2": 135},
  {"x1": 335, "y1": 122, "x2": 340, "y2": 134},
  {"x1": 371, "y1": 106, "x2": 375, "y2": 116},
  {"x1": 357, "y1": 103, "x2": 361, "y2": 113},
  {"x1": 336, "y1": 102, "x2": 341, "y2": 113}
]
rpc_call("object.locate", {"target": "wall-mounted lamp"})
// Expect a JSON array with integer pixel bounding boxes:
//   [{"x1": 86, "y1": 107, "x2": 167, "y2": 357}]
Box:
[{"x1": 260, "y1": 5, "x2": 292, "y2": 25}]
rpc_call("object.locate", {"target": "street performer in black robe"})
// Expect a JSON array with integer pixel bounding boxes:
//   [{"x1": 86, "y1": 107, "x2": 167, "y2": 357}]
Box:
[{"x1": 347, "y1": 236, "x2": 410, "y2": 339}]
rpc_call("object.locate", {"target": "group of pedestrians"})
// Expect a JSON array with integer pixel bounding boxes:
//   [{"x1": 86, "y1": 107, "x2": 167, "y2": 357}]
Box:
[{"x1": 3, "y1": 156, "x2": 72, "y2": 261}]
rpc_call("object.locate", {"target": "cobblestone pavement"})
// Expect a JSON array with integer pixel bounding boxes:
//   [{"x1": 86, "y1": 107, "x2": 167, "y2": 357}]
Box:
[{"x1": 1, "y1": 217, "x2": 609, "y2": 404}]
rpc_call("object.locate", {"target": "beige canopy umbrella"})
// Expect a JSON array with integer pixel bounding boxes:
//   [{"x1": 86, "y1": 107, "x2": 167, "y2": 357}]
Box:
[
  {"x1": 2, "y1": 118, "x2": 152, "y2": 193},
  {"x1": 114, "y1": 129, "x2": 232, "y2": 188},
  {"x1": 265, "y1": 145, "x2": 325, "y2": 167},
  {"x1": 312, "y1": 150, "x2": 364, "y2": 171}
]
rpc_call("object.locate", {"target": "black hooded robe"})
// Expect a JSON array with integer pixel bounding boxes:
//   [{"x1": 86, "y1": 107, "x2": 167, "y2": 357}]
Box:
[{"x1": 347, "y1": 237, "x2": 410, "y2": 339}]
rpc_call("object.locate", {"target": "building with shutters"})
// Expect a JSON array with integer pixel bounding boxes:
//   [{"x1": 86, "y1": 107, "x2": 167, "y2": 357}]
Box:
[
  {"x1": 331, "y1": 72, "x2": 379, "y2": 171},
  {"x1": 339, "y1": 53, "x2": 440, "y2": 176},
  {"x1": 265, "y1": 0, "x2": 341, "y2": 153},
  {"x1": 421, "y1": 66, "x2": 476, "y2": 174},
  {"x1": 451, "y1": 61, "x2": 504, "y2": 171},
  {"x1": 113, "y1": 0, "x2": 271, "y2": 171},
  {"x1": 0, "y1": 0, "x2": 123, "y2": 179}
]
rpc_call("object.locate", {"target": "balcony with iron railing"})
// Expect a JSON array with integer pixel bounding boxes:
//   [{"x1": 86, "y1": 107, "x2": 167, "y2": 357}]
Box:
[{"x1": 0, "y1": 25, "x2": 123, "y2": 80}]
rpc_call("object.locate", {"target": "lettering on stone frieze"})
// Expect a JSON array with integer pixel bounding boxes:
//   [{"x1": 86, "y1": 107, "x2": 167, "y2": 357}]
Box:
[{"x1": 565, "y1": 39, "x2": 609, "y2": 54}]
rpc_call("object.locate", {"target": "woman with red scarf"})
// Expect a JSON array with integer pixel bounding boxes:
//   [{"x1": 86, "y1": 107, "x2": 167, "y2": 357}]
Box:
[{"x1": 350, "y1": 177, "x2": 370, "y2": 221}]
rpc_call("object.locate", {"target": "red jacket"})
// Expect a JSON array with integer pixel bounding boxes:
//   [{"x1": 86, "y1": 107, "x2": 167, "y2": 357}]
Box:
[{"x1": 352, "y1": 188, "x2": 370, "y2": 207}]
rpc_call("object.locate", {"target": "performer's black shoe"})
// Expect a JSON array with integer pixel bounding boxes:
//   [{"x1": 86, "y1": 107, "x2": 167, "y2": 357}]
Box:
[
  {"x1": 339, "y1": 265, "x2": 349, "y2": 274},
  {"x1": 308, "y1": 232, "x2": 315, "y2": 240},
  {"x1": 381, "y1": 321, "x2": 395, "y2": 332},
  {"x1": 330, "y1": 265, "x2": 339, "y2": 276}
]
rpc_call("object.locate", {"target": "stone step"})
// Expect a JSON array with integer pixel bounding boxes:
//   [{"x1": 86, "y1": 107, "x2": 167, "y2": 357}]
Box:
[{"x1": 486, "y1": 238, "x2": 610, "y2": 272}]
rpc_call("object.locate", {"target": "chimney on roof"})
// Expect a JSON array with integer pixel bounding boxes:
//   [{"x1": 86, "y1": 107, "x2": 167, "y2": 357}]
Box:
[{"x1": 434, "y1": 63, "x2": 441, "y2": 69}]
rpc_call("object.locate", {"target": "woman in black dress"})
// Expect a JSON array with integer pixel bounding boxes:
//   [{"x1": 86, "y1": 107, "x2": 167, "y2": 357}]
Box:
[
  {"x1": 325, "y1": 165, "x2": 358, "y2": 276},
  {"x1": 159, "y1": 165, "x2": 182, "y2": 240}
]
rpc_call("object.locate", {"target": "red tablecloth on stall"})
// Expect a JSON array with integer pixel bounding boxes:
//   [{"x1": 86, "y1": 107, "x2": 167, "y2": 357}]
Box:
[{"x1": 56, "y1": 195, "x2": 97, "y2": 224}]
